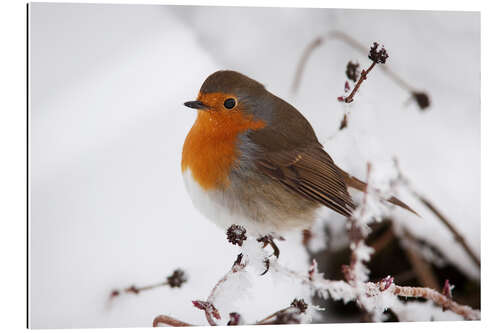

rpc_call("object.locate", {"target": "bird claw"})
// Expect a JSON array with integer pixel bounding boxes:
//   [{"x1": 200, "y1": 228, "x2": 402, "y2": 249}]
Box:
[
  {"x1": 260, "y1": 258, "x2": 271, "y2": 276},
  {"x1": 257, "y1": 235, "x2": 284, "y2": 275},
  {"x1": 257, "y1": 234, "x2": 282, "y2": 258}
]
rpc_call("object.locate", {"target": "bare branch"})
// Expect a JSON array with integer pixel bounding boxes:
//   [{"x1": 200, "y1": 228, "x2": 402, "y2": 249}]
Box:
[
  {"x1": 390, "y1": 284, "x2": 480, "y2": 320},
  {"x1": 152, "y1": 315, "x2": 193, "y2": 327},
  {"x1": 255, "y1": 299, "x2": 308, "y2": 325},
  {"x1": 291, "y1": 30, "x2": 430, "y2": 110},
  {"x1": 343, "y1": 61, "x2": 376, "y2": 103},
  {"x1": 401, "y1": 228, "x2": 440, "y2": 290},
  {"x1": 276, "y1": 260, "x2": 480, "y2": 321},
  {"x1": 109, "y1": 269, "x2": 187, "y2": 299},
  {"x1": 192, "y1": 300, "x2": 220, "y2": 326},
  {"x1": 207, "y1": 253, "x2": 247, "y2": 305},
  {"x1": 393, "y1": 158, "x2": 480, "y2": 268}
]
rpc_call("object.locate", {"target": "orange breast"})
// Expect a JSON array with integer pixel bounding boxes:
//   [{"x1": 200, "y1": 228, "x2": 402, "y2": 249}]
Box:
[{"x1": 182, "y1": 110, "x2": 266, "y2": 190}]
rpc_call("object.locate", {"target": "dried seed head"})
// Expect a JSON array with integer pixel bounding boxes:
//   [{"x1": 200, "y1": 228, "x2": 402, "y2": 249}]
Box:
[
  {"x1": 368, "y1": 42, "x2": 389, "y2": 64},
  {"x1": 226, "y1": 224, "x2": 247, "y2": 246},
  {"x1": 167, "y1": 269, "x2": 187, "y2": 288},
  {"x1": 412, "y1": 91, "x2": 431, "y2": 110},
  {"x1": 275, "y1": 311, "x2": 301, "y2": 324},
  {"x1": 346, "y1": 61, "x2": 360, "y2": 82},
  {"x1": 227, "y1": 312, "x2": 241, "y2": 325},
  {"x1": 291, "y1": 298, "x2": 308, "y2": 313}
]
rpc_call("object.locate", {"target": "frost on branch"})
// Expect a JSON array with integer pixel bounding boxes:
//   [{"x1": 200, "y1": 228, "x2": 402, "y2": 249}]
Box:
[
  {"x1": 272, "y1": 163, "x2": 480, "y2": 322},
  {"x1": 118, "y1": 161, "x2": 479, "y2": 326}
]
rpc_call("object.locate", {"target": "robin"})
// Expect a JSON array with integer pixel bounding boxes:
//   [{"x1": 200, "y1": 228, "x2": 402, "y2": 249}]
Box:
[{"x1": 182, "y1": 70, "x2": 414, "y2": 258}]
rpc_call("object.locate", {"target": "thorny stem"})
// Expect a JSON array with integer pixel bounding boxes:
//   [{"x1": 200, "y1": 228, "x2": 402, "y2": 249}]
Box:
[
  {"x1": 393, "y1": 158, "x2": 480, "y2": 268},
  {"x1": 344, "y1": 62, "x2": 376, "y2": 103}
]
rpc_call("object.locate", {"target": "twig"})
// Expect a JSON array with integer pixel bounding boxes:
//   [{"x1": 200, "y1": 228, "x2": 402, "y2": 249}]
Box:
[
  {"x1": 344, "y1": 162, "x2": 375, "y2": 285},
  {"x1": 256, "y1": 299, "x2": 308, "y2": 325},
  {"x1": 344, "y1": 62, "x2": 376, "y2": 103},
  {"x1": 153, "y1": 301, "x2": 307, "y2": 327},
  {"x1": 341, "y1": 42, "x2": 387, "y2": 104},
  {"x1": 276, "y1": 260, "x2": 480, "y2": 320},
  {"x1": 192, "y1": 253, "x2": 247, "y2": 326},
  {"x1": 207, "y1": 253, "x2": 247, "y2": 305},
  {"x1": 292, "y1": 30, "x2": 430, "y2": 110},
  {"x1": 151, "y1": 255, "x2": 480, "y2": 325},
  {"x1": 390, "y1": 284, "x2": 480, "y2": 320},
  {"x1": 109, "y1": 269, "x2": 187, "y2": 299},
  {"x1": 401, "y1": 228, "x2": 440, "y2": 290},
  {"x1": 255, "y1": 306, "x2": 296, "y2": 325},
  {"x1": 152, "y1": 315, "x2": 192, "y2": 327},
  {"x1": 292, "y1": 36, "x2": 323, "y2": 94},
  {"x1": 112, "y1": 282, "x2": 166, "y2": 297},
  {"x1": 192, "y1": 300, "x2": 220, "y2": 326},
  {"x1": 393, "y1": 158, "x2": 480, "y2": 268},
  {"x1": 343, "y1": 163, "x2": 378, "y2": 320},
  {"x1": 368, "y1": 225, "x2": 395, "y2": 253}
]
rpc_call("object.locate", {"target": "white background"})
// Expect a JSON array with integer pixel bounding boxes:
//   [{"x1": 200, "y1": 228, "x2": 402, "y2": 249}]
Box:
[{"x1": 1, "y1": 0, "x2": 499, "y2": 333}]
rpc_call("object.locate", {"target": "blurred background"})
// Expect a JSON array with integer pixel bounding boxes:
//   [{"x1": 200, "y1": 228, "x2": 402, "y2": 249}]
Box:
[{"x1": 29, "y1": 3, "x2": 480, "y2": 328}]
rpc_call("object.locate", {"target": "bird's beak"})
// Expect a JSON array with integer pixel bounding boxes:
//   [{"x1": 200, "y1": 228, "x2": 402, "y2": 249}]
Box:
[{"x1": 184, "y1": 100, "x2": 208, "y2": 110}]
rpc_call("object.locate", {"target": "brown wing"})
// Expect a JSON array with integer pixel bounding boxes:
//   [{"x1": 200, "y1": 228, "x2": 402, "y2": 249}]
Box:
[
  {"x1": 244, "y1": 92, "x2": 354, "y2": 217},
  {"x1": 253, "y1": 143, "x2": 355, "y2": 217}
]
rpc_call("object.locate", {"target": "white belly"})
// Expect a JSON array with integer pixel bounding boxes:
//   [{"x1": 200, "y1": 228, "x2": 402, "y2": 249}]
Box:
[
  {"x1": 182, "y1": 168, "x2": 319, "y2": 237},
  {"x1": 182, "y1": 169, "x2": 268, "y2": 235}
]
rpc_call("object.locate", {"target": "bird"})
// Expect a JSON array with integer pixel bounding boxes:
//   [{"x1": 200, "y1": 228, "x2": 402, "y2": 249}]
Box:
[{"x1": 181, "y1": 70, "x2": 414, "y2": 256}]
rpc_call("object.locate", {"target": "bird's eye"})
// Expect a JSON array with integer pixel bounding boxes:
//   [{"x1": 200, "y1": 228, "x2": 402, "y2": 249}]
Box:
[{"x1": 223, "y1": 98, "x2": 236, "y2": 109}]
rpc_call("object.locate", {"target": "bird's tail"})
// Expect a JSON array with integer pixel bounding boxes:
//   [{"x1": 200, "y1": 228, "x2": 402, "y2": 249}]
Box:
[{"x1": 340, "y1": 170, "x2": 419, "y2": 216}]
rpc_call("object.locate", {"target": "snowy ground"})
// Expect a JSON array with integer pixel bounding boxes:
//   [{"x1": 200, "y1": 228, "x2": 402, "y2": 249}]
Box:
[{"x1": 29, "y1": 3, "x2": 479, "y2": 329}]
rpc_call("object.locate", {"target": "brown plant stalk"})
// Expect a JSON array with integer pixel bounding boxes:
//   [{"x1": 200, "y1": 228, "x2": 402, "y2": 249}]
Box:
[
  {"x1": 110, "y1": 269, "x2": 187, "y2": 299},
  {"x1": 393, "y1": 158, "x2": 480, "y2": 268},
  {"x1": 152, "y1": 315, "x2": 192, "y2": 327},
  {"x1": 390, "y1": 284, "x2": 480, "y2": 320},
  {"x1": 292, "y1": 30, "x2": 430, "y2": 110},
  {"x1": 344, "y1": 61, "x2": 376, "y2": 103}
]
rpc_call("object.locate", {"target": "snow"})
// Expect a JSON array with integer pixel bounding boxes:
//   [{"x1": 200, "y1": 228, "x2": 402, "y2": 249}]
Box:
[{"x1": 29, "y1": 3, "x2": 479, "y2": 328}]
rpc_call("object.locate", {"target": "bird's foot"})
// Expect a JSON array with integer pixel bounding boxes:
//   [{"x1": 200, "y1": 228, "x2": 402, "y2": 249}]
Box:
[
  {"x1": 257, "y1": 234, "x2": 283, "y2": 258},
  {"x1": 257, "y1": 234, "x2": 285, "y2": 275}
]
